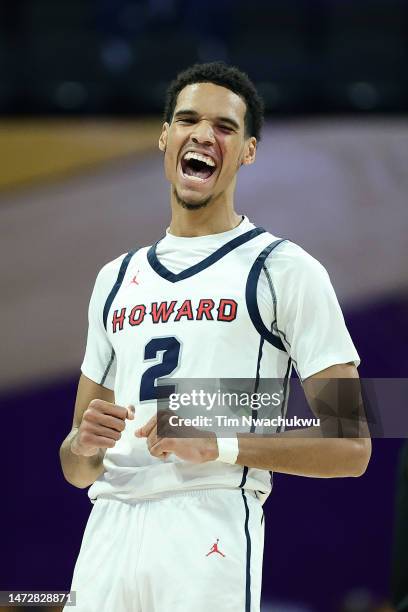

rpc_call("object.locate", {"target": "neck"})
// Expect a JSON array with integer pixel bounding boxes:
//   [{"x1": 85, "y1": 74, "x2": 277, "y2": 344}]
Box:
[{"x1": 168, "y1": 187, "x2": 241, "y2": 238}]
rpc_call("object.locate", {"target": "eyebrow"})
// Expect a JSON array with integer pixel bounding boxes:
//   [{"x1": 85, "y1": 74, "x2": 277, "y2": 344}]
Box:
[{"x1": 173, "y1": 109, "x2": 240, "y2": 131}]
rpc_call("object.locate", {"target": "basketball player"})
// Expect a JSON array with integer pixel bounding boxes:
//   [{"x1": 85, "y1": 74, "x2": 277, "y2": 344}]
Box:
[{"x1": 60, "y1": 62, "x2": 371, "y2": 611}]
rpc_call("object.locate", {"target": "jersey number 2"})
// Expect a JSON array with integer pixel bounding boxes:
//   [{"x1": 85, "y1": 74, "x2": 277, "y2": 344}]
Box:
[{"x1": 139, "y1": 337, "x2": 181, "y2": 401}]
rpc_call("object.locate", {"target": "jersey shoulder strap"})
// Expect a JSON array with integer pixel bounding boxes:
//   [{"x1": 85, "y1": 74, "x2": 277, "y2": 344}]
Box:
[
  {"x1": 246, "y1": 238, "x2": 289, "y2": 352},
  {"x1": 103, "y1": 249, "x2": 139, "y2": 331}
]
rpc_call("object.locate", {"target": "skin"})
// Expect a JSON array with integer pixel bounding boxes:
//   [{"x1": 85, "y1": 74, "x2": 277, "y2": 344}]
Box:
[
  {"x1": 135, "y1": 362, "x2": 371, "y2": 478},
  {"x1": 158, "y1": 82, "x2": 256, "y2": 237},
  {"x1": 59, "y1": 82, "x2": 371, "y2": 488}
]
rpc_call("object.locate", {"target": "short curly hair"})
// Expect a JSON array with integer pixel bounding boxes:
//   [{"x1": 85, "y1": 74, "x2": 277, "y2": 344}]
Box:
[{"x1": 163, "y1": 62, "x2": 264, "y2": 141}]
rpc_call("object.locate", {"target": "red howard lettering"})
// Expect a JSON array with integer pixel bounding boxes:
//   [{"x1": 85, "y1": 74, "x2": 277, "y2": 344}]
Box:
[
  {"x1": 151, "y1": 300, "x2": 177, "y2": 323},
  {"x1": 129, "y1": 304, "x2": 146, "y2": 326},
  {"x1": 112, "y1": 307, "x2": 126, "y2": 333},
  {"x1": 217, "y1": 299, "x2": 238, "y2": 321}
]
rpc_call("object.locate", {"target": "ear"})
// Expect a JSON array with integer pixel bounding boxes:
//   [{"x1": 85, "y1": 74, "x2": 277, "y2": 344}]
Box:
[
  {"x1": 159, "y1": 122, "x2": 169, "y2": 152},
  {"x1": 241, "y1": 137, "x2": 257, "y2": 166}
]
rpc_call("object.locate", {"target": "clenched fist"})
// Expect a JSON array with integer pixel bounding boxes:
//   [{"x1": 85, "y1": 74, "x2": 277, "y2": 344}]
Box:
[{"x1": 71, "y1": 399, "x2": 135, "y2": 457}]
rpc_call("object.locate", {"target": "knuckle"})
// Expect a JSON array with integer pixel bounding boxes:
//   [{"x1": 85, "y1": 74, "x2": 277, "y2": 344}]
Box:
[
  {"x1": 83, "y1": 407, "x2": 97, "y2": 422},
  {"x1": 82, "y1": 409, "x2": 91, "y2": 421},
  {"x1": 81, "y1": 432, "x2": 92, "y2": 445},
  {"x1": 80, "y1": 420, "x2": 92, "y2": 434},
  {"x1": 85, "y1": 408, "x2": 94, "y2": 419}
]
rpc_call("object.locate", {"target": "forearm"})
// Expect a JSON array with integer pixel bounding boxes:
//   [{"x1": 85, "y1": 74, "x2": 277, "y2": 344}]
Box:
[
  {"x1": 236, "y1": 432, "x2": 371, "y2": 477},
  {"x1": 59, "y1": 429, "x2": 106, "y2": 488}
]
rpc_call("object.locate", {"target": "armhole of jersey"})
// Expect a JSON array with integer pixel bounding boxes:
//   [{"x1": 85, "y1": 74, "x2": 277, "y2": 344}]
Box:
[
  {"x1": 245, "y1": 239, "x2": 288, "y2": 352},
  {"x1": 99, "y1": 347, "x2": 115, "y2": 387},
  {"x1": 102, "y1": 249, "x2": 139, "y2": 331}
]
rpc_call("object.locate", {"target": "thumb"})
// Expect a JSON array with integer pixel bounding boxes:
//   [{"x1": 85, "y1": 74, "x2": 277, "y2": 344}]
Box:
[{"x1": 126, "y1": 405, "x2": 135, "y2": 420}]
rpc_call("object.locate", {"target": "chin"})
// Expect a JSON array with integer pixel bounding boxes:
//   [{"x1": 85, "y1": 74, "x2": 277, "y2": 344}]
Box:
[{"x1": 174, "y1": 187, "x2": 213, "y2": 210}]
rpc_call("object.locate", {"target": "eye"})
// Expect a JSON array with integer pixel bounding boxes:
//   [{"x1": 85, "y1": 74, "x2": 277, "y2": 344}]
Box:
[
  {"x1": 177, "y1": 118, "x2": 195, "y2": 124},
  {"x1": 218, "y1": 125, "x2": 234, "y2": 133}
]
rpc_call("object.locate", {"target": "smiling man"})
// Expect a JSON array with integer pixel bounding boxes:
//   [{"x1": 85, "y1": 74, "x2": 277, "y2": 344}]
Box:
[
  {"x1": 60, "y1": 62, "x2": 371, "y2": 612},
  {"x1": 161, "y1": 78, "x2": 256, "y2": 214}
]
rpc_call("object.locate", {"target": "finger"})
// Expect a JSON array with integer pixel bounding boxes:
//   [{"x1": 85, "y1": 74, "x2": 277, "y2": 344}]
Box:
[
  {"x1": 135, "y1": 414, "x2": 157, "y2": 438},
  {"x1": 146, "y1": 426, "x2": 158, "y2": 451},
  {"x1": 86, "y1": 423, "x2": 122, "y2": 441},
  {"x1": 90, "y1": 436, "x2": 117, "y2": 449},
  {"x1": 136, "y1": 410, "x2": 171, "y2": 437},
  {"x1": 149, "y1": 438, "x2": 169, "y2": 458},
  {"x1": 88, "y1": 399, "x2": 129, "y2": 421},
  {"x1": 126, "y1": 405, "x2": 135, "y2": 420},
  {"x1": 85, "y1": 411, "x2": 126, "y2": 432},
  {"x1": 150, "y1": 436, "x2": 174, "y2": 455},
  {"x1": 79, "y1": 431, "x2": 117, "y2": 449},
  {"x1": 156, "y1": 410, "x2": 174, "y2": 437}
]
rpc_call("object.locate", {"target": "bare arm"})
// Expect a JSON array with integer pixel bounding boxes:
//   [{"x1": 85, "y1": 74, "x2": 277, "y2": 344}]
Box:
[
  {"x1": 136, "y1": 364, "x2": 371, "y2": 478},
  {"x1": 59, "y1": 374, "x2": 133, "y2": 489},
  {"x1": 235, "y1": 363, "x2": 372, "y2": 477}
]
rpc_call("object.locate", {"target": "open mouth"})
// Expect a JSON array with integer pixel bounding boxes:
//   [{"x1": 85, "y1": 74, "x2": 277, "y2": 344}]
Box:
[{"x1": 180, "y1": 151, "x2": 217, "y2": 182}]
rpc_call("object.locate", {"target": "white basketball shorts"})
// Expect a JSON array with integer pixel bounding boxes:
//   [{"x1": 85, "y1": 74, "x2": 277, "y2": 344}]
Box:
[{"x1": 65, "y1": 488, "x2": 265, "y2": 611}]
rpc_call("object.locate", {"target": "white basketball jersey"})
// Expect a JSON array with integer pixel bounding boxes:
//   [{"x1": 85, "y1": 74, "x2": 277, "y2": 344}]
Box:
[{"x1": 82, "y1": 216, "x2": 360, "y2": 504}]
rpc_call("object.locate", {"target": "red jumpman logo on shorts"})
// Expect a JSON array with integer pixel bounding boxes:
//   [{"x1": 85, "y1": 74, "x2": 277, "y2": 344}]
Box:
[
  {"x1": 206, "y1": 538, "x2": 226, "y2": 557},
  {"x1": 127, "y1": 270, "x2": 140, "y2": 286}
]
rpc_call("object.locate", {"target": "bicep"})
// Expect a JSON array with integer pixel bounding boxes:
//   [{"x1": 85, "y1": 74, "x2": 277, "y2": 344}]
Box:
[
  {"x1": 72, "y1": 373, "x2": 114, "y2": 430},
  {"x1": 304, "y1": 362, "x2": 359, "y2": 382},
  {"x1": 302, "y1": 363, "x2": 370, "y2": 442},
  {"x1": 302, "y1": 362, "x2": 359, "y2": 413}
]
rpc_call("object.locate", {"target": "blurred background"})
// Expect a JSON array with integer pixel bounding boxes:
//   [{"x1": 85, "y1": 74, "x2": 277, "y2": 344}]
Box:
[{"x1": 0, "y1": 0, "x2": 407, "y2": 611}]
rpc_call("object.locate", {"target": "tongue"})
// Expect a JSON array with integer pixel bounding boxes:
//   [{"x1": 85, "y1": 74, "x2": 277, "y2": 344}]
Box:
[{"x1": 185, "y1": 164, "x2": 212, "y2": 180}]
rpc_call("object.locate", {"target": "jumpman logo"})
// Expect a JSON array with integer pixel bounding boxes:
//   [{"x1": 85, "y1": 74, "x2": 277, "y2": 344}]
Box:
[
  {"x1": 206, "y1": 538, "x2": 226, "y2": 557},
  {"x1": 127, "y1": 270, "x2": 140, "y2": 286}
]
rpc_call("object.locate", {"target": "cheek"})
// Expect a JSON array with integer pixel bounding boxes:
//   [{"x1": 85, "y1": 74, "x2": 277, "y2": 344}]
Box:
[
  {"x1": 219, "y1": 145, "x2": 242, "y2": 176},
  {"x1": 162, "y1": 154, "x2": 174, "y2": 183},
  {"x1": 218, "y1": 134, "x2": 243, "y2": 163},
  {"x1": 164, "y1": 148, "x2": 177, "y2": 176},
  {"x1": 165, "y1": 133, "x2": 183, "y2": 171}
]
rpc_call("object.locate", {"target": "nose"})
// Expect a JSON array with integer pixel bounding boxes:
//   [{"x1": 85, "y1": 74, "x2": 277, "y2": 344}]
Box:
[{"x1": 191, "y1": 120, "x2": 215, "y2": 146}]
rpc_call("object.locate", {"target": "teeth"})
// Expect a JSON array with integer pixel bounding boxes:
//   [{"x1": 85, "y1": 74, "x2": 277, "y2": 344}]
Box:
[
  {"x1": 182, "y1": 174, "x2": 206, "y2": 182},
  {"x1": 183, "y1": 151, "x2": 215, "y2": 167}
]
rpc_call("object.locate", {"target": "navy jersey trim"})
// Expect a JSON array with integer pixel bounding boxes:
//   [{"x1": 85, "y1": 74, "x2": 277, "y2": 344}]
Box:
[
  {"x1": 276, "y1": 357, "x2": 292, "y2": 433},
  {"x1": 147, "y1": 227, "x2": 266, "y2": 283},
  {"x1": 100, "y1": 347, "x2": 115, "y2": 387},
  {"x1": 103, "y1": 250, "x2": 139, "y2": 331},
  {"x1": 241, "y1": 490, "x2": 252, "y2": 612},
  {"x1": 238, "y1": 336, "x2": 265, "y2": 490},
  {"x1": 239, "y1": 466, "x2": 248, "y2": 489},
  {"x1": 246, "y1": 239, "x2": 287, "y2": 351},
  {"x1": 240, "y1": 343, "x2": 291, "y2": 490},
  {"x1": 254, "y1": 336, "x2": 264, "y2": 391},
  {"x1": 264, "y1": 263, "x2": 299, "y2": 369}
]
